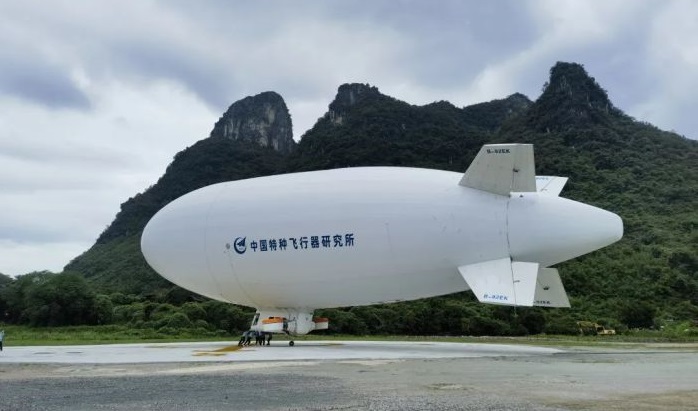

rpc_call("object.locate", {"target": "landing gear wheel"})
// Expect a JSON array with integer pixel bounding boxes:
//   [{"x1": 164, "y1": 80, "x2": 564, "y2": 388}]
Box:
[{"x1": 289, "y1": 341, "x2": 295, "y2": 347}]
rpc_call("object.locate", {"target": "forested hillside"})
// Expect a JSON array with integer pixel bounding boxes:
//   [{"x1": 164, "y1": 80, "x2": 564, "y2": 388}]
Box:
[{"x1": 1, "y1": 62, "x2": 696, "y2": 337}]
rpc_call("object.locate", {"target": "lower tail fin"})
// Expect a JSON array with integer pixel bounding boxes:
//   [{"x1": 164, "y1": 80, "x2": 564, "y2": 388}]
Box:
[{"x1": 458, "y1": 259, "x2": 570, "y2": 308}]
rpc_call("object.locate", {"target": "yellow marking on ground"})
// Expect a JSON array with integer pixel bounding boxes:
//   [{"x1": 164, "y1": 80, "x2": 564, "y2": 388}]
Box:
[
  {"x1": 212, "y1": 345, "x2": 244, "y2": 353},
  {"x1": 192, "y1": 344, "x2": 244, "y2": 357}
]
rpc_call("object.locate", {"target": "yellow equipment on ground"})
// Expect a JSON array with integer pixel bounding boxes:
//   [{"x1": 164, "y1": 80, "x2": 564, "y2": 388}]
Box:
[{"x1": 577, "y1": 321, "x2": 616, "y2": 336}]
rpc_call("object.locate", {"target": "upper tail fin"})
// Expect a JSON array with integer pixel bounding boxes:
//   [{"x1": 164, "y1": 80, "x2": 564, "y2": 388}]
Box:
[{"x1": 459, "y1": 144, "x2": 536, "y2": 196}]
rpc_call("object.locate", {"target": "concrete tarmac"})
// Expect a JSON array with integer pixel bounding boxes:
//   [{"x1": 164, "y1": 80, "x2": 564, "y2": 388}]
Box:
[
  {"x1": 0, "y1": 340, "x2": 696, "y2": 410},
  {"x1": 0, "y1": 340, "x2": 560, "y2": 364}
]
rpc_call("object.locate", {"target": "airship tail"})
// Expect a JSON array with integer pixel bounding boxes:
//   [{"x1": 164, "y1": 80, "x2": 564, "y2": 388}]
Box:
[{"x1": 455, "y1": 144, "x2": 616, "y2": 308}]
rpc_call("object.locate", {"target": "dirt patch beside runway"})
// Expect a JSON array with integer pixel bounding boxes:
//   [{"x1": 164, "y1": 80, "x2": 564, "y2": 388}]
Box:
[{"x1": 548, "y1": 390, "x2": 698, "y2": 411}]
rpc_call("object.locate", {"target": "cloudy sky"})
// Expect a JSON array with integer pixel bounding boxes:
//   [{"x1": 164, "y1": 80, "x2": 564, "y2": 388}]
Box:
[{"x1": 1, "y1": 0, "x2": 696, "y2": 276}]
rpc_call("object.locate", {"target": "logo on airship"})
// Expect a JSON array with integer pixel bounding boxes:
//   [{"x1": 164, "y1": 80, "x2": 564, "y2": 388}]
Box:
[
  {"x1": 231, "y1": 233, "x2": 356, "y2": 257},
  {"x1": 233, "y1": 237, "x2": 247, "y2": 254}
]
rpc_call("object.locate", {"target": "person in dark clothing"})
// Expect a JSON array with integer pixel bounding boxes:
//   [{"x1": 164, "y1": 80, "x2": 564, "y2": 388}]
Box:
[{"x1": 265, "y1": 332, "x2": 273, "y2": 346}]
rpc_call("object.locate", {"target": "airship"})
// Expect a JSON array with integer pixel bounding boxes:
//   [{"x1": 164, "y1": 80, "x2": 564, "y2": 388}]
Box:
[{"x1": 141, "y1": 144, "x2": 622, "y2": 345}]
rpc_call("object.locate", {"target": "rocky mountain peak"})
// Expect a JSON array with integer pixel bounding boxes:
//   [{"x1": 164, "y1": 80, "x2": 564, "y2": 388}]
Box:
[
  {"x1": 527, "y1": 62, "x2": 624, "y2": 131},
  {"x1": 544, "y1": 62, "x2": 612, "y2": 109},
  {"x1": 210, "y1": 91, "x2": 294, "y2": 154},
  {"x1": 327, "y1": 83, "x2": 381, "y2": 125},
  {"x1": 504, "y1": 93, "x2": 533, "y2": 109}
]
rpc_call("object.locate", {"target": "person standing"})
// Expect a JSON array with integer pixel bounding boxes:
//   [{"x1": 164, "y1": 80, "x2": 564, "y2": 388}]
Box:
[{"x1": 0, "y1": 329, "x2": 4, "y2": 351}]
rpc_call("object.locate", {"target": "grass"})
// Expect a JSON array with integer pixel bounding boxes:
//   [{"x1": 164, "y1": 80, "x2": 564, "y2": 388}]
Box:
[
  {"x1": 0, "y1": 324, "x2": 233, "y2": 346},
  {"x1": 288, "y1": 333, "x2": 698, "y2": 348},
  {"x1": 2, "y1": 324, "x2": 696, "y2": 347}
]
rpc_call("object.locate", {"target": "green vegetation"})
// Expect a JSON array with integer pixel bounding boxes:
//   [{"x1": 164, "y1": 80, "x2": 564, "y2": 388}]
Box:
[
  {"x1": 0, "y1": 324, "x2": 232, "y2": 346},
  {"x1": 0, "y1": 272, "x2": 255, "y2": 343},
  {"x1": 1, "y1": 62, "x2": 696, "y2": 341},
  {"x1": 2, "y1": 323, "x2": 696, "y2": 347}
]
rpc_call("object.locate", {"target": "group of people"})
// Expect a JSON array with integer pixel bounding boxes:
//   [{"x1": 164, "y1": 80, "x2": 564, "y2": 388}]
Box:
[{"x1": 238, "y1": 330, "x2": 272, "y2": 346}]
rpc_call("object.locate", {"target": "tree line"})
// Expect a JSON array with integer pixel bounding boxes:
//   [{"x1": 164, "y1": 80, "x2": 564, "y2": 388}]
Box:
[{"x1": 4, "y1": 271, "x2": 694, "y2": 337}]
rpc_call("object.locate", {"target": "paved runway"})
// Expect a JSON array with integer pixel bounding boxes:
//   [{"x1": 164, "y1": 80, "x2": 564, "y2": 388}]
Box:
[
  {"x1": 1, "y1": 341, "x2": 697, "y2": 410},
  {"x1": 0, "y1": 340, "x2": 560, "y2": 364}
]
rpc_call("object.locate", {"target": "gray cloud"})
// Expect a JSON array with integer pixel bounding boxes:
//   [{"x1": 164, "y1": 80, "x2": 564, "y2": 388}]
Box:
[
  {"x1": 324, "y1": 1, "x2": 540, "y2": 89},
  {"x1": 0, "y1": 62, "x2": 91, "y2": 110},
  {"x1": 0, "y1": 12, "x2": 91, "y2": 110},
  {"x1": 104, "y1": 43, "x2": 231, "y2": 106}
]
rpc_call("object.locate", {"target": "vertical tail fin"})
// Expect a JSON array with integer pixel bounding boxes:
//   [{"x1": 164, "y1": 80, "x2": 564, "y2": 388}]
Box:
[{"x1": 459, "y1": 144, "x2": 536, "y2": 196}]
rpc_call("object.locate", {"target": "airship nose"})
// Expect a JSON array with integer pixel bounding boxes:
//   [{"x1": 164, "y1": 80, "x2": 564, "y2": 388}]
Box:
[
  {"x1": 507, "y1": 194, "x2": 623, "y2": 266},
  {"x1": 141, "y1": 196, "x2": 220, "y2": 300}
]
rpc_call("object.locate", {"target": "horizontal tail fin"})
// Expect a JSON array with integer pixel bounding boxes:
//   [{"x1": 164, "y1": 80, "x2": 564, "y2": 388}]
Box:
[{"x1": 536, "y1": 176, "x2": 568, "y2": 196}]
